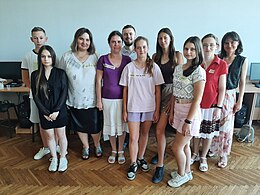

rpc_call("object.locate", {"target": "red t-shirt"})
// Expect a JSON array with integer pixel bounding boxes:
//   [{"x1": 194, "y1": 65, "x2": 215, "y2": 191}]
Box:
[{"x1": 201, "y1": 55, "x2": 228, "y2": 108}]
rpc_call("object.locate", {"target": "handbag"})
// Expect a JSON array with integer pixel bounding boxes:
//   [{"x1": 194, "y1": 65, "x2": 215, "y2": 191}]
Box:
[{"x1": 235, "y1": 124, "x2": 254, "y2": 143}]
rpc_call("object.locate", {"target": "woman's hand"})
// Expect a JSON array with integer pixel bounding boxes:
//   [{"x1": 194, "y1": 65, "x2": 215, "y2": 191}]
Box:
[
  {"x1": 213, "y1": 108, "x2": 221, "y2": 121},
  {"x1": 182, "y1": 122, "x2": 191, "y2": 136},
  {"x1": 153, "y1": 110, "x2": 160, "y2": 123},
  {"x1": 233, "y1": 101, "x2": 242, "y2": 114},
  {"x1": 49, "y1": 111, "x2": 59, "y2": 121},
  {"x1": 44, "y1": 115, "x2": 52, "y2": 122},
  {"x1": 123, "y1": 111, "x2": 128, "y2": 123},
  {"x1": 96, "y1": 101, "x2": 103, "y2": 111},
  {"x1": 169, "y1": 113, "x2": 174, "y2": 126}
]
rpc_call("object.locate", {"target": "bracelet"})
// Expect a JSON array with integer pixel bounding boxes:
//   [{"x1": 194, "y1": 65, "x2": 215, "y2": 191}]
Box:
[
  {"x1": 184, "y1": 119, "x2": 192, "y2": 124},
  {"x1": 216, "y1": 105, "x2": 223, "y2": 109}
]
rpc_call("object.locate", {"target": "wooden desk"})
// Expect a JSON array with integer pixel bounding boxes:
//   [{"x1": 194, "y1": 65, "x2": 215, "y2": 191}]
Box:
[
  {"x1": 0, "y1": 86, "x2": 29, "y2": 93},
  {"x1": 243, "y1": 82, "x2": 260, "y2": 126}
]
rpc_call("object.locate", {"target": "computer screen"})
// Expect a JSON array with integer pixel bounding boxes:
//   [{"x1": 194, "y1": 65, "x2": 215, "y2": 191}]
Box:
[
  {"x1": 249, "y1": 62, "x2": 260, "y2": 87},
  {"x1": 0, "y1": 61, "x2": 22, "y2": 86}
]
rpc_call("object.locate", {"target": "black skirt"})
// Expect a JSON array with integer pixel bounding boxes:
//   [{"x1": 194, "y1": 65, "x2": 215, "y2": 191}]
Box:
[{"x1": 68, "y1": 106, "x2": 102, "y2": 134}]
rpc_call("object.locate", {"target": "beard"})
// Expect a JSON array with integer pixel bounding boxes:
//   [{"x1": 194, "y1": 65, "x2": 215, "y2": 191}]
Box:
[{"x1": 124, "y1": 42, "x2": 133, "y2": 47}]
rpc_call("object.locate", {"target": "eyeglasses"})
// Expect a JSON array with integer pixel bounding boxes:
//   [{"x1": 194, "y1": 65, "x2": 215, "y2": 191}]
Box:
[{"x1": 202, "y1": 44, "x2": 216, "y2": 48}]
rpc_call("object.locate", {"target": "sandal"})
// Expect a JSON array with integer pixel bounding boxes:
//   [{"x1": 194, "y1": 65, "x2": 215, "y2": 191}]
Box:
[
  {"x1": 82, "y1": 148, "x2": 89, "y2": 160},
  {"x1": 108, "y1": 151, "x2": 117, "y2": 164},
  {"x1": 95, "y1": 146, "x2": 103, "y2": 158},
  {"x1": 118, "y1": 151, "x2": 126, "y2": 165},
  {"x1": 190, "y1": 153, "x2": 200, "y2": 165},
  {"x1": 218, "y1": 155, "x2": 228, "y2": 168},
  {"x1": 199, "y1": 157, "x2": 208, "y2": 172}
]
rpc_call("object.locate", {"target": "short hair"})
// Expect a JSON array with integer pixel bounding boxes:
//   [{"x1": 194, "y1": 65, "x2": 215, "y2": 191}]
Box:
[
  {"x1": 31, "y1": 27, "x2": 46, "y2": 35},
  {"x1": 70, "y1": 27, "x2": 96, "y2": 54},
  {"x1": 122, "y1": 24, "x2": 136, "y2": 33},
  {"x1": 220, "y1": 31, "x2": 243, "y2": 58},
  {"x1": 107, "y1": 30, "x2": 123, "y2": 44}
]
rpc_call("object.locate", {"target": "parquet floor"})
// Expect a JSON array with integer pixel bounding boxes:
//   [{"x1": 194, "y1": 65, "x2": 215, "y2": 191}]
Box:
[{"x1": 0, "y1": 122, "x2": 259, "y2": 195}]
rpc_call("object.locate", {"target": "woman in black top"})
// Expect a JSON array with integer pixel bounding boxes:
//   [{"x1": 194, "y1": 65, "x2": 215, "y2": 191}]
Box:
[{"x1": 31, "y1": 45, "x2": 68, "y2": 172}]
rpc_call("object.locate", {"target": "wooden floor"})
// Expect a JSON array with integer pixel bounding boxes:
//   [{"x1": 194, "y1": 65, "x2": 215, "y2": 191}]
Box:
[{"x1": 0, "y1": 122, "x2": 260, "y2": 195}]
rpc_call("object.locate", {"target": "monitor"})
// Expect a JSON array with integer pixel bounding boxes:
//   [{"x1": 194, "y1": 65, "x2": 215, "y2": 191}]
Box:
[
  {"x1": 0, "y1": 61, "x2": 22, "y2": 87},
  {"x1": 249, "y1": 62, "x2": 260, "y2": 88}
]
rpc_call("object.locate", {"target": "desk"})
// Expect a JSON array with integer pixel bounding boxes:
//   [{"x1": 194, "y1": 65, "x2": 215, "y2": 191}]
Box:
[
  {"x1": 0, "y1": 86, "x2": 29, "y2": 93},
  {"x1": 243, "y1": 82, "x2": 260, "y2": 126}
]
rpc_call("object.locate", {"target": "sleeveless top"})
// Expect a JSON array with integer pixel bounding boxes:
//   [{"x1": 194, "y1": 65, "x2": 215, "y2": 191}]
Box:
[
  {"x1": 225, "y1": 55, "x2": 246, "y2": 90},
  {"x1": 157, "y1": 60, "x2": 174, "y2": 84}
]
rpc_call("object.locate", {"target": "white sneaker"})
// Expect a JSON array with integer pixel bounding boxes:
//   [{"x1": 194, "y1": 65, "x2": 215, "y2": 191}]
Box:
[
  {"x1": 170, "y1": 171, "x2": 193, "y2": 180},
  {"x1": 58, "y1": 157, "x2": 68, "y2": 172},
  {"x1": 168, "y1": 173, "x2": 189, "y2": 188},
  {"x1": 48, "y1": 157, "x2": 58, "y2": 172},
  {"x1": 34, "y1": 147, "x2": 50, "y2": 160}
]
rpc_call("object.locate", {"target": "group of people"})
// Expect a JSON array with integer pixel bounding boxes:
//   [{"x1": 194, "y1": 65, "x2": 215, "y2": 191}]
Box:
[{"x1": 21, "y1": 25, "x2": 248, "y2": 188}]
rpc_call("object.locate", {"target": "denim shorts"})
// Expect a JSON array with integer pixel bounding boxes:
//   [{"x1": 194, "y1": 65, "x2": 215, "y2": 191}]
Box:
[{"x1": 127, "y1": 111, "x2": 154, "y2": 122}]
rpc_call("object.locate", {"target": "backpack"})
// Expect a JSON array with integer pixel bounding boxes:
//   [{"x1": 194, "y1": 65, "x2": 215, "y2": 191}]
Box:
[
  {"x1": 235, "y1": 124, "x2": 254, "y2": 143},
  {"x1": 234, "y1": 104, "x2": 247, "y2": 128},
  {"x1": 17, "y1": 95, "x2": 32, "y2": 128}
]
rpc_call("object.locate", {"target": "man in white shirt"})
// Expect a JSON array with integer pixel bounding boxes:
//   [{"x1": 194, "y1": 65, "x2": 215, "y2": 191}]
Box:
[{"x1": 122, "y1": 25, "x2": 137, "y2": 60}]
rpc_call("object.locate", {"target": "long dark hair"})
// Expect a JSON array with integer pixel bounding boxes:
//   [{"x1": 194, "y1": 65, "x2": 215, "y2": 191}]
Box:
[
  {"x1": 70, "y1": 27, "x2": 96, "y2": 54},
  {"x1": 219, "y1": 31, "x2": 243, "y2": 58},
  {"x1": 154, "y1": 27, "x2": 177, "y2": 68},
  {"x1": 183, "y1": 36, "x2": 203, "y2": 77},
  {"x1": 36, "y1": 45, "x2": 56, "y2": 99},
  {"x1": 134, "y1": 36, "x2": 154, "y2": 76}
]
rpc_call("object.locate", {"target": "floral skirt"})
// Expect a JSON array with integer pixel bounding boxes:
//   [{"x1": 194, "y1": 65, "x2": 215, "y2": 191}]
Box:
[{"x1": 210, "y1": 89, "x2": 236, "y2": 156}]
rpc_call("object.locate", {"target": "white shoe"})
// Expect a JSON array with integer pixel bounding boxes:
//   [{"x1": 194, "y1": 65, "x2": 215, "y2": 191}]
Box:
[
  {"x1": 34, "y1": 147, "x2": 50, "y2": 160},
  {"x1": 168, "y1": 173, "x2": 189, "y2": 188},
  {"x1": 58, "y1": 157, "x2": 68, "y2": 172},
  {"x1": 48, "y1": 157, "x2": 58, "y2": 172},
  {"x1": 170, "y1": 171, "x2": 193, "y2": 180}
]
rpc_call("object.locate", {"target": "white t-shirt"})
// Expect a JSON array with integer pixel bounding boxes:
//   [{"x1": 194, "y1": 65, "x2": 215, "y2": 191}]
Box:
[
  {"x1": 172, "y1": 64, "x2": 206, "y2": 99},
  {"x1": 59, "y1": 51, "x2": 99, "y2": 109},
  {"x1": 119, "y1": 61, "x2": 164, "y2": 112}
]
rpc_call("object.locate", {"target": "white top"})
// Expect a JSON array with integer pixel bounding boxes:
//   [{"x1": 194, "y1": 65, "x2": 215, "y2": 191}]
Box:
[
  {"x1": 172, "y1": 64, "x2": 206, "y2": 99},
  {"x1": 59, "y1": 51, "x2": 99, "y2": 109},
  {"x1": 119, "y1": 61, "x2": 164, "y2": 112}
]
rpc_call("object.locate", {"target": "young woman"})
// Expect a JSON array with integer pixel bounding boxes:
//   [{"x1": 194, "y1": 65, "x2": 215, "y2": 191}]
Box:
[
  {"x1": 31, "y1": 45, "x2": 68, "y2": 172},
  {"x1": 59, "y1": 28, "x2": 102, "y2": 160},
  {"x1": 119, "y1": 36, "x2": 164, "y2": 181},
  {"x1": 96, "y1": 31, "x2": 131, "y2": 164},
  {"x1": 168, "y1": 36, "x2": 206, "y2": 188},
  {"x1": 151, "y1": 27, "x2": 183, "y2": 183},
  {"x1": 210, "y1": 31, "x2": 248, "y2": 168},
  {"x1": 191, "y1": 34, "x2": 228, "y2": 172}
]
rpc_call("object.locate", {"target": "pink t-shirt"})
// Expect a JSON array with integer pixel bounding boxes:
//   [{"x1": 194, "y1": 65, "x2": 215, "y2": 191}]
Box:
[{"x1": 119, "y1": 61, "x2": 164, "y2": 112}]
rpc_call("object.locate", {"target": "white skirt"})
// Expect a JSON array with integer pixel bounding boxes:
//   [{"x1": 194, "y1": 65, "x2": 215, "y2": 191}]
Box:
[{"x1": 102, "y1": 98, "x2": 128, "y2": 140}]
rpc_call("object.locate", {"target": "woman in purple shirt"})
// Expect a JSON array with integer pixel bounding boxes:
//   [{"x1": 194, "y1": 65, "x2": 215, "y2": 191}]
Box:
[{"x1": 96, "y1": 31, "x2": 131, "y2": 165}]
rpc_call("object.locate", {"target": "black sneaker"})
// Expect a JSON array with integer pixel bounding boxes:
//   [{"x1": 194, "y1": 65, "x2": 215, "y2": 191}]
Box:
[
  {"x1": 127, "y1": 162, "x2": 138, "y2": 181},
  {"x1": 137, "y1": 158, "x2": 149, "y2": 172},
  {"x1": 152, "y1": 166, "x2": 164, "y2": 183}
]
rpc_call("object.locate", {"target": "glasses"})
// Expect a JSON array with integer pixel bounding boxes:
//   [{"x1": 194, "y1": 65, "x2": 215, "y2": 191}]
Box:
[{"x1": 202, "y1": 44, "x2": 216, "y2": 48}]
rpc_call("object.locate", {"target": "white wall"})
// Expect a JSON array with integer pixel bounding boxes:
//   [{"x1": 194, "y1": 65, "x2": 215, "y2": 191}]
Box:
[{"x1": 0, "y1": 0, "x2": 259, "y2": 67}]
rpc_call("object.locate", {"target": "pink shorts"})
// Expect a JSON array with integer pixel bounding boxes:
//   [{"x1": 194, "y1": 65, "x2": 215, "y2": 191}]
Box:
[{"x1": 173, "y1": 103, "x2": 201, "y2": 137}]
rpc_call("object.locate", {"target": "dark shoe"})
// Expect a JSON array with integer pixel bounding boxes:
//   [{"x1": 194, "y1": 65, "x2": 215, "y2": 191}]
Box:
[
  {"x1": 152, "y1": 166, "x2": 164, "y2": 183},
  {"x1": 127, "y1": 162, "x2": 138, "y2": 181},
  {"x1": 137, "y1": 158, "x2": 149, "y2": 172},
  {"x1": 95, "y1": 146, "x2": 103, "y2": 158},
  {"x1": 151, "y1": 153, "x2": 166, "y2": 165}
]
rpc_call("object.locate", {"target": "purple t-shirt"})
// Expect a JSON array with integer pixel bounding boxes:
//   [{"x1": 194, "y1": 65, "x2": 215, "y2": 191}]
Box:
[{"x1": 97, "y1": 54, "x2": 131, "y2": 99}]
